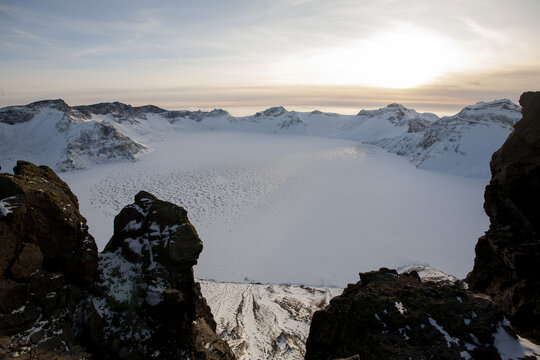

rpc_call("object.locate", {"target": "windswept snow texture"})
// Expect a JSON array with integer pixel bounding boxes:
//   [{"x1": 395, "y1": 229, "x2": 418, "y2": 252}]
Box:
[
  {"x1": 63, "y1": 131, "x2": 488, "y2": 287},
  {"x1": 199, "y1": 280, "x2": 342, "y2": 360}
]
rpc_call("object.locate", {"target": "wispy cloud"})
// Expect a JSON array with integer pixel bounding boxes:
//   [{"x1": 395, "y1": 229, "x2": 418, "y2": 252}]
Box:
[{"x1": 1, "y1": 0, "x2": 539, "y2": 111}]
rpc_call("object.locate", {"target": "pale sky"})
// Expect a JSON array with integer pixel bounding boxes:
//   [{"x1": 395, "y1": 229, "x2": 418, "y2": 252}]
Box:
[{"x1": 1, "y1": 0, "x2": 539, "y2": 115}]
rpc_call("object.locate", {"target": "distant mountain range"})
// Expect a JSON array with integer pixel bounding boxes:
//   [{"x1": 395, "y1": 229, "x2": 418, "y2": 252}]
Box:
[{"x1": 0, "y1": 99, "x2": 522, "y2": 177}]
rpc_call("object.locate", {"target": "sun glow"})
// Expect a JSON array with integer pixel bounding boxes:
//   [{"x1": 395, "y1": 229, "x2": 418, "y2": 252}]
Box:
[{"x1": 276, "y1": 25, "x2": 463, "y2": 89}]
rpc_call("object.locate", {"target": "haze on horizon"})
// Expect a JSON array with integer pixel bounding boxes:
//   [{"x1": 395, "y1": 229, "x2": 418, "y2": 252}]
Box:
[{"x1": 0, "y1": 0, "x2": 539, "y2": 116}]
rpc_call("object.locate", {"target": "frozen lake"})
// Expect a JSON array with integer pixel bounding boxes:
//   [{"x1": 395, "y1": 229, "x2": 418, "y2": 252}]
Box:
[{"x1": 62, "y1": 131, "x2": 488, "y2": 287}]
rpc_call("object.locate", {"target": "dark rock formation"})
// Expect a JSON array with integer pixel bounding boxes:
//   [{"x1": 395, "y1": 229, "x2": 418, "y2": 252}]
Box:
[
  {"x1": 78, "y1": 190, "x2": 233, "y2": 359},
  {"x1": 467, "y1": 91, "x2": 540, "y2": 343},
  {"x1": 305, "y1": 268, "x2": 508, "y2": 360},
  {"x1": 0, "y1": 161, "x2": 235, "y2": 359},
  {"x1": 0, "y1": 161, "x2": 97, "y2": 358}
]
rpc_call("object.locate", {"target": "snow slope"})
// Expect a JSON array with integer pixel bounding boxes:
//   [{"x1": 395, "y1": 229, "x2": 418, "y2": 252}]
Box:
[
  {"x1": 200, "y1": 280, "x2": 342, "y2": 360},
  {"x1": 0, "y1": 100, "x2": 146, "y2": 171},
  {"x1": 375, "y1": 99, "x2": 522, "y2": 177}
]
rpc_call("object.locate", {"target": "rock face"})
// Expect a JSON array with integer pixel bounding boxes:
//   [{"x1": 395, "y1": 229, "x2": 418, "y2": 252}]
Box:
[
  {"x1": 467, "y1": 91, "x2": 540, "y2": 343},
  {"x1": 305, "y1": 268, "x2": 508, "y2": 360},
  {"x1": 0, "y1": 161, "x2": 97, "y2": 358},
  {"x1": 0, "y1": 161, "x2": 235, "y2": 359},
  {"x1": 78, "y1": 190, "x2": 234, "y2": 359}
]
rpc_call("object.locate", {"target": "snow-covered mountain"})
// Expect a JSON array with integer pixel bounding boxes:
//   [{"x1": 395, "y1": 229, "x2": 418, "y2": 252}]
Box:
[
  {"x1": 374, "y1": 99, "x2": 522, "y2": 177},
  {"x1": 0, "y1": 98, "x2": 521, "y2": 177},
  {"x1": 0, "y1": 100, "x2": 146, "y2": 171}
]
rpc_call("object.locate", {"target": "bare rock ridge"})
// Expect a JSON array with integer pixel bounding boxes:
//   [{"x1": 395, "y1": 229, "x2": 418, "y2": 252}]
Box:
[
  {"x1": 0, "y1": 161, "x2": 235, "y2": 359},
  {"x1": 467, "y1": 91, "x2": 540, "y2": 343},
  {"x1": 305, "y1": 269, "x2": 506, "y2": 360}
]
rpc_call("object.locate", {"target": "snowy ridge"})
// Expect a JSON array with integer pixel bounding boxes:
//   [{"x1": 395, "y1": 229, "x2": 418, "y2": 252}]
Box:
[
  {"x1": 379, "y1": 99, "x2": 522, "y2": 177},
  {"x1": 0, "y1": 98, "x2": 521, "y2": 177},
  {"x1": 199, "y1": 280, "x2": 342, "y2": 360},
  {"x1": 0, "y1": 100, "x2": 146, "y2": 171}
]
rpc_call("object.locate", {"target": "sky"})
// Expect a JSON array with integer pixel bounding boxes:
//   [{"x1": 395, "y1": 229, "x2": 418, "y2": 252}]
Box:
[{"x1": 0, "y1": 0, "x2": 539, "y2": 115}]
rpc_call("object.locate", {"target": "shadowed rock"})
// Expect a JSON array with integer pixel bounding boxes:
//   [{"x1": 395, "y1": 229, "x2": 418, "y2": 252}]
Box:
[
  {"x1": 0, "y1": 160, "x2": 97, "y2": 357},
  {"x1": 467, "y1": 91, "x2": 540, "y2": 342},
  {"x1": 0, "y1": 162, "x2": 235, "y2": 359},
  {"x1": 80, "y1": 190, "x2": 234, "y2": 359},
  {"x1": 305, "y1": 269, "x2": 507, "y2": 360}
]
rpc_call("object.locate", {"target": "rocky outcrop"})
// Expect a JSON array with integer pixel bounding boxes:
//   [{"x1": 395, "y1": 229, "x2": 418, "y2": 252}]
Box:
[
  {"x1": 0, "y1": 161, "x2": 97, "y2": 358},
  {"x1": 305, "y1": 268, "x2": 509, "y2": 360},
  {"x1": 59, "y1": 121, "x2": 146, "y2": 171},
  {"x1": 467, "y1": 91, "x2": 540, "y2": 342},
  {"x1": 75, "y1": 190, "x2": 235, "y2": 359},
  {"x1": 0, "y1": 161, "x2": 235, "y2": 359}
]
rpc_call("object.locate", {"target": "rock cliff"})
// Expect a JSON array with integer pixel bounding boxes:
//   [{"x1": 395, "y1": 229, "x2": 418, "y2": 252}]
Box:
[
  {"x1": 305, "y1": 268, "x2": 507, "y2": 360},
  {"x1": 0, "y1": 161, "x2": 235, "y2": 359},
  {"x1": 467, "y1": 91, "x2": 540, "y2": 343},
  {"x1": 0, "y1": 161, "x2": 97, "y2": 358}
]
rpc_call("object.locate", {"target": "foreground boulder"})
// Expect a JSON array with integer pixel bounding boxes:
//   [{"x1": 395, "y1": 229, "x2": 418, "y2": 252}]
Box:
[
  {"x1": 467, "y1": 91, "x2": 540, "y2": 342},
  {"x1": 79, "y1": 191, "x2": 235, "y2": 359},
  {"x1": 0, "y1": 161, "x2": 97, "y2": 357},
  {"x1": 0, "y1": 161, "x2": 235, "y2": 359},
  {"x1": 306, "y1": 269, "x2": 517, "y2": 360}
]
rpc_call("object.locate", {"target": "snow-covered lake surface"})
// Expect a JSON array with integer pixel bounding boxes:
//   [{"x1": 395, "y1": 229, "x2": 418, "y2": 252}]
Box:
[{"x1": 62, "y1": 130, "x2": 488, "y2": 287}]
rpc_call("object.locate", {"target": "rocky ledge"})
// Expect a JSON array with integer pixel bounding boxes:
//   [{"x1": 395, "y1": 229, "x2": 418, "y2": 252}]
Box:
[
  {"x1": 467, "y1": 91, "x2": 540, "y2": 343},
  {"x1": 0, "y1": 161, "x2": 235, "y2": 359}
]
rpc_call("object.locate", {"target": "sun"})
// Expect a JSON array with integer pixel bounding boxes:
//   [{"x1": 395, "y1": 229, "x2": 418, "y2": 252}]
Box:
[{"x1": 276, "y1": 24, "x2": 462, "y2": 89}]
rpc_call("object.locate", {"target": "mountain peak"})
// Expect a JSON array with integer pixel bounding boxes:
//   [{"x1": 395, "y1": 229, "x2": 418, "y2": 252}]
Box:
[
  {"x1": 27, "y1": 99, "x2": 70, "y2": 111},
  {"x1": 256, "y1": 106, "x2": 287, "y2": 117},
  {"x1": 462, "y1": 99, "x2": 520, "y2": 112}
]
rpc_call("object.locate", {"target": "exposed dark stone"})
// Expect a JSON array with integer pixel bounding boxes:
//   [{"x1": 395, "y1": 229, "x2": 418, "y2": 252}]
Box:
[
  {"x1": 0, "y1": 162, "x2": 235, "y2": 359},
  {"x1": 305, "y1": 269, "x2": 506, "y2": 360},
  {"x1": 0, "y1": 161, "x2": 97, "y2": 357},
  {"x1": 467, "y1": 91, "x2": 540, "y2": 343},
  {"x1": 79, "y1": 190, "x2": 234, "y2": 359}
]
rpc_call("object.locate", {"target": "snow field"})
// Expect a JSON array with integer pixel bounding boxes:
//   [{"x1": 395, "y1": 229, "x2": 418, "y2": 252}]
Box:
[{"x1": 63, "y1": 131, "x2": 488, "y2": 287}]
